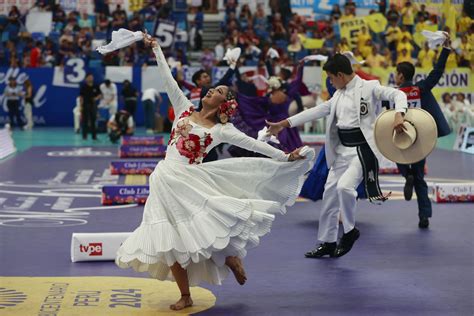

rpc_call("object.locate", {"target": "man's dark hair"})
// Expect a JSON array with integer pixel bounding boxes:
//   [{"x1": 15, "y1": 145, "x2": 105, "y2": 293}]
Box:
[
  {"x1": 279, "y1": 68, "x2": 292, "y2": 81},
  {"x1": 192, "y1": 70, "x2": 207, "y2": 86},
  {"x1": 104, "y1": 79, "x2": 111, "y2": 85},
  {"x1": 396, "y1": 62, "x2": 415, "y2": 82},
  {"x1": 323, "y1": 54, "x2": 353, "y2": 75}
]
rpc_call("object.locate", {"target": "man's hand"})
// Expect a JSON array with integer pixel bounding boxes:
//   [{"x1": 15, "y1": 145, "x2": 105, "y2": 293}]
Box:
[
  {"x1": 442, "y1": 32, "x2": 451, "y2": 48},
  {"x1": 393, "y1": 112, "x2": 406, "y2": 134},
  {"x1": 266, "y1": 119, "x2": 289, "y2": 136},
  {"x1": 288, "y1": 147, "x2": 306, "y2": 161}
]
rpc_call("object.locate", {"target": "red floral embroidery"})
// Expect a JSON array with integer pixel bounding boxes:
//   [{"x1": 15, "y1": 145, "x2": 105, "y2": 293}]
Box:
[
  {"x1": 168, "y1": 107, "x2": 214, "y2": 164},
  {"x1": 179, "y1": 106, "x2": 194, "y2": 119}
]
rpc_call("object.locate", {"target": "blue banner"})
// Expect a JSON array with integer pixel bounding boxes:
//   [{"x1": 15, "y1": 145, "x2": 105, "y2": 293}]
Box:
[
  {"x1": 0, "y1": 66, "x2": 148, "y2": 127},
  {"x1": 313, "y1": 0, "x2": 377, "y2": 14}
]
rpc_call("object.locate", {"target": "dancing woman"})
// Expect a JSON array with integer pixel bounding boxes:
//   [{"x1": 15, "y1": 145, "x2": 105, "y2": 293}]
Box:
[{"x1": 116, "y1": 34, "x2": 315, "y2": 311}]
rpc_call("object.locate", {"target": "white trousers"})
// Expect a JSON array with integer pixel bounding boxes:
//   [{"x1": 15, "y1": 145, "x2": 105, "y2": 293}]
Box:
[
  {"x1": 23, "y1": 101, "x2": 34, "y2": 129},
  {"x1": 318, "y1": 148, "x2": 363, "y2": 243},
  {"x1": 73, "y1": 105, "x2": 81, "y2": 131}
]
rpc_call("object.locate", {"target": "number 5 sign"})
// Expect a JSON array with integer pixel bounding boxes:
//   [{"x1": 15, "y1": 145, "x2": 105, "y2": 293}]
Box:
[{"x1": 154, "y1": 19, "x2": 177, "y2": 48}]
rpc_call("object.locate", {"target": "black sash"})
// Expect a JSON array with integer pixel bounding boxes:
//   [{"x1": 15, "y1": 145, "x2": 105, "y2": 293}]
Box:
[{"x1": 338, "y1": 128, "x2": 389, "y2": 203}]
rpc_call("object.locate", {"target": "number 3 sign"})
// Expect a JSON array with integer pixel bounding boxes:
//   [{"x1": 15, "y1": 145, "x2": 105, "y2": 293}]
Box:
[{"x1": 154, "y1": 19, "x2": 177, "y2": 48}]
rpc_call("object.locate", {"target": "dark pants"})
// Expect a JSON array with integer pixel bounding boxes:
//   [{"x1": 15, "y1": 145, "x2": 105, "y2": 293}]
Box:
[
  {"x1": 397, "y1": 159, "x2": 432, "y2": 218},
  {"x1": 124, "y1": 99, "x2": 137, "y2": 116},
  {"x1": 7, "y1": 100, "x2": 23, "y2": 127},
  {"x1": 143, "y1": 99, "x2": 156, "y2": 129},
  {"x1": 81, "y1": 105, "x2": 97, "y2": 140}
]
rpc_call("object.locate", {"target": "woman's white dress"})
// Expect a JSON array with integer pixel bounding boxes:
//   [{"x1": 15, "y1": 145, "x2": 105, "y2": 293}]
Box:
[{"x1": 116, "y1": 45, "x2": 315, "y2": 286}]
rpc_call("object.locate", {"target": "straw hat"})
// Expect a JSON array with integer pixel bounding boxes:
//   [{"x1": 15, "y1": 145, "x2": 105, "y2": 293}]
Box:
[{"x1": 374, "y1": 109, "x2": 438, "y2": 164}]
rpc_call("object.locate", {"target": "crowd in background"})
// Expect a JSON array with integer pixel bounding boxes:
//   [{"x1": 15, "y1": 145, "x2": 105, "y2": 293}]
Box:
[
  {"x1": 0, "y1": 0, "x2": 473, "y2": 135},
  {"x1": 0, "y1": 0, "x2": 472, "y2": 69}
]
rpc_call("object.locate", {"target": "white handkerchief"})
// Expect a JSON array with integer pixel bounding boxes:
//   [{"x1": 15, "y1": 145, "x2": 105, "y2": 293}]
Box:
[
  {"x1": 258, "y1": 126, "x2": 280, "y2": 144},
  {"x1": 303, "y1": 54, "x2": 328, "y2": 62},
  {"x1": 97, "y1": 29, "x2": 143, "y2": 54},
  {"x1": 266, "y1": 47, "x2": 280, "y2": 59},
  {"x1": 421, "y1": 30, "x2": 448, "y2": 49},
  {"x1": 298, "y1": 146, "x2": 310, "y2": 157},
  {"x1": 223, "y1": 47, "x2": 241, "y2": 64},
  {"x1": 341, "y1": 51, "x2": 365, "y2": 65}
]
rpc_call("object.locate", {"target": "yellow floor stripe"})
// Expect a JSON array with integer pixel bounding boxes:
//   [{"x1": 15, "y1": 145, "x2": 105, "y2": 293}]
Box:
[{"x1": 124, "y1": 175, "x2": 148, "y2": 185}]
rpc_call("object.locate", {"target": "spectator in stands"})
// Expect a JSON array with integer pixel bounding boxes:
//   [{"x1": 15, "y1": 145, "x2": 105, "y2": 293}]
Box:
[
  {"x1": 417, "y1": 42, "x2": 436, "y2": 69},
  {"x1": 416, "y1": 4, "x2": 430, "y2": 22},
  {"x1": 287, "y1": 33, "x2": 302, "y2": 60},
  {"x1": 6, "y1": 6, "x2": 21, "y2": 42},
  {"x1": 99, "y1": 79, "x2": 118, "y2": 117},
  {"x1": 95, "y1": 12, "x2": 110, "y2": 33},
  {"x1": 415, "y1": 15, "x2": 430, "y2": 34},
  {"x1": 78, "y1": 11, "x2": 93, "y2": 32},
  {"x1": 190, "y1": 6, "x2": 204, "y2": 51},
  {"x1": 397, "y1": 35, "x2": 414, "y2": 57},
  {"x1": 386, "y1": 3, "x2": 400, "y2": 23},
  {"x1": 365, "y1": 46, "x2": 387, "y2": 68},
  {"x1": 458, "y1": 34, "x2": 472, "y2": 67},
  {"x1": 108, "y1": 110, "x2": 134, "y2": 143},
  {"x1": 79, "y1": 73, "x2": 101, "y2": 140},
  {"x1": 401, "y1": 1, "x2": 416, "y2": 33},
  {"x1": 271, "y1": 13, "x2": 287, "y2": 41},
  {"x1": 28, "y1": 41, "x2": 43, "y2": 68},
  {"x1": 3, "y1": 78, "x2": 24, "y2": 129},
  {"x1": 330, "y1": 4, "x2": 342, "y2": 21},
  {"x1": 396, "y1": 48, "x2": 412, "y2": 64},
  {"x1": 453, "y1": 93, "x2": 472, "y2": 127},
  {"x1": 441, "y1": 93, "x2": 458, "y2": 130},
  {"x1": 376, "y1": 0, "x2": 387, "y2": 14},
  {"x1": 121, "y1": 46, "x2": 138, "y2": 66},
  {"x1": 253, "y1": 4, "x2": 268, "y2": 38},
  {"x1": 359, "y1": 39, "x2": 373, "y2": 58},
  {"x1": 200, "y1": 47, "x2": 214, "y2": 71},
  {"x1": 94, "y1": 0, "x2": 110, "y2": 16},
  {"x1": 23, "y1": 79, "x2": 34, "y2": 130},
  {"x1": 356, "y1": 26, "x2": 371, "y2": 52},
  {"x1": 121, "y1": 80, "x2": 139, "y2": 117},
  {"x1": 238, "y1": 4, "x2": 252, "y2": 30},
  {"x1": 141, "y1": 88, "x2": 162, "y2": 134},
  {"x1": 458, "y1": 11, "x2": 473, "y2": 35}
]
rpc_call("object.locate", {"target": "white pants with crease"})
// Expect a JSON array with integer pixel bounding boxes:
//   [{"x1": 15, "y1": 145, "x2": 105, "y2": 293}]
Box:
[{"x1": 318, "y1": 146, "x2": 363, "y2": 243}]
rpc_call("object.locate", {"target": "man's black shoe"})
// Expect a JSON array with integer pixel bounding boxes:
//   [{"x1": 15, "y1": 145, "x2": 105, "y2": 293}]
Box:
[
  {"x1": 334, "y1": 228, "x2": 360, "y2": 258},
  {"x1": 418, "y1": 217, "x2": 429, "y2": 229},
  {"x1": 305, "y1": 242, "x2": 337, "y2": 258},
  {"x1": 404, "y1": 174, "x2": 414, "y2": 201}
]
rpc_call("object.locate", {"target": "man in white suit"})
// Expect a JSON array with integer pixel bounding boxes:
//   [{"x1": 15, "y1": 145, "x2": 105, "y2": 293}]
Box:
[{"x1": 268, "y1": 54, "x2": 407, "y2": 258}]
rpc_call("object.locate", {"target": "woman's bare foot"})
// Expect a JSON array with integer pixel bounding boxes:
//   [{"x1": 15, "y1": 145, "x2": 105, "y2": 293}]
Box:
[
  {"x1": 225, "y1": 256, "x2": 247, "y2": 285},
  {"x1": 169, "y1": 295, "x2": 193, "y2": 311}
]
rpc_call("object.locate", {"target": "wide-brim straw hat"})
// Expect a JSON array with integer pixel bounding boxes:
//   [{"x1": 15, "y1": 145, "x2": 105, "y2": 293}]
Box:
[{"x1": 374, "y1": 108, "x2": 438, "y2": 164}]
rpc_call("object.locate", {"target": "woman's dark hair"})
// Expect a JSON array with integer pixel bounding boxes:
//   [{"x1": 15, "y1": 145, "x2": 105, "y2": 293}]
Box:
[
  {"x1": 323, "y1": 54, "x2": 353, "y2": 75},
  {"x1": 396, "y1": 62, "x2": 415, "y2": 82}
]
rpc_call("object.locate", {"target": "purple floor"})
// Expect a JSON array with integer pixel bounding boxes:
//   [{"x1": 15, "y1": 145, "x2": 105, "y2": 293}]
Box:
[{"x1": 0, "y1": 146, "x2": 473, "y2": 315}]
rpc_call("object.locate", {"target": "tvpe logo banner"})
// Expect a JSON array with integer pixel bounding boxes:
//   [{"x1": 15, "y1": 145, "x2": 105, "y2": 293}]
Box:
[
  {"x1": 71, "y1": 233, "x2": 132, "y2": 262},
  {"x1": 80, "y1": 243, "x2": 103, "y2": 256}
]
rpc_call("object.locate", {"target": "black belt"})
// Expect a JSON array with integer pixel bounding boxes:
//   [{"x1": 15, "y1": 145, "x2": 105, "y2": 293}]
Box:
[{"x1": 338, "y1": 128, "x2": 389, "y2": 203}]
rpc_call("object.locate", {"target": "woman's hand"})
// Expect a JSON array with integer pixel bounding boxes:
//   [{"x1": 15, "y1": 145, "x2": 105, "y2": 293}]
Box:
[
  {"x1": 266, "y1": 119, "x2": 289, "y2": 136},
  {"x1": 288, "y1": 147, "x2": 306, "y2": 161},
  {"x1": 142, "y1": 30, "x2": 158, "y2": 48}
]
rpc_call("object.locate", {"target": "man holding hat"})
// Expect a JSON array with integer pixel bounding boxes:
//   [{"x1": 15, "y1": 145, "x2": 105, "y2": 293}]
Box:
[
  {"x1": 393, "y1": 33, "x2": 452, "y2": 229},
  {"x1": 267, "y1": 53, "x2": 407, "y2": 258}
]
